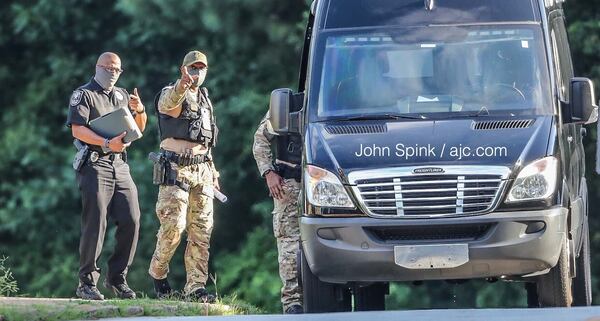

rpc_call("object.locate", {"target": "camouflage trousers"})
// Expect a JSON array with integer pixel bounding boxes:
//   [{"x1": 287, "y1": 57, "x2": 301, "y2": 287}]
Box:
[
  {"x1": 149, "y1": 162, "x2": 214, "y2": 295},
  {"x1": 273, "y1": 178, "x2": 303, "y2": 312}
]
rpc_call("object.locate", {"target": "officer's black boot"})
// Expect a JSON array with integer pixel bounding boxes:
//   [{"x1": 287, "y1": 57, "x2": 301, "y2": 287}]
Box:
[
  {"x1": 187, "y1": 287, "x2": 216, "y2": 303},
  {"x1": 153, "y1": 277, "x2": 173, "y2": 299},
  {"x1": 103, "y1": 279, "x2": 136, "y2": 299},
  {"x1": 285, "y1": 304, "x2": 304, "y2": 314},
  {"x1": 76, "y1": 283, "x2": 105, "y2": 300}
]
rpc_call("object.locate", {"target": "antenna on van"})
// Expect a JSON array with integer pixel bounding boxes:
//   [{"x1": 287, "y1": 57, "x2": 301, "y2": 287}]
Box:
[{"x1": 424, "y1": 0, "x2": 435, "y2": 11}]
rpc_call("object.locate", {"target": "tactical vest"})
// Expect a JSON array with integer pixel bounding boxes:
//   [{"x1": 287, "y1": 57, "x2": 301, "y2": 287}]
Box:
[
  {"x1": 275, "y1": 133, "x2": 302, "y2": 165},
  {"x1": 156, "y1": 87, "x2": 218, "y2": 147}
]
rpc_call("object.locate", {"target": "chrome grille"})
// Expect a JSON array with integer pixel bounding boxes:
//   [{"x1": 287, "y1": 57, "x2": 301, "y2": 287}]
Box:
[{"x1": 348, "y1": 166, "x2": 510, "y2": 218}]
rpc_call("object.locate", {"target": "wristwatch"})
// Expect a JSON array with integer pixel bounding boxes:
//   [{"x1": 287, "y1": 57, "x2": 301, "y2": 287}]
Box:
[
  {"x1": 263, "y1": 169, "x2": 274, "y2": 178},
  {"x1": 103, "y1": 138, "x2": 110, "y2": 150},
  {"x1": 131, "y1": 105, "x2": 145, "y2": 117}
]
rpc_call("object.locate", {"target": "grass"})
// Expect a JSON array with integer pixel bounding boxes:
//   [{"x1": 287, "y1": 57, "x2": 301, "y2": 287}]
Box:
[
  {"x1": 0, "y1": 257, "x2": 18, "y2": 297},
  {"x1": 0, "y1": 295, "x2": 262, "y2": 321}
]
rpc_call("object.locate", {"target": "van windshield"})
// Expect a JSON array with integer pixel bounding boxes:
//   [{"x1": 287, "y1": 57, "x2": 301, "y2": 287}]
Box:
[{"x1": 312, "y1": 26, "x2": 552, "y2": 120}]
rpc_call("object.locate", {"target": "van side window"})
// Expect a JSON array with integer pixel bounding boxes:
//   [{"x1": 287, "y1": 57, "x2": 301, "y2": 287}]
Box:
[{"x1": 550, "y1": 16, "x2": 574, "y2": 101}]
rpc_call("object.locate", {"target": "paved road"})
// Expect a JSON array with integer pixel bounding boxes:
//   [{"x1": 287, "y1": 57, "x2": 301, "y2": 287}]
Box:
[{"x1": 97, "y1": 307, "x2": 600, "y2": 321}]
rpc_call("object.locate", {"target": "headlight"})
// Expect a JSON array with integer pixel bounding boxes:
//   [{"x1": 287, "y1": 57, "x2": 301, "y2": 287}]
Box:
[
  {"x1": 305, "y1": 165, "x2": 354, "y2": 208},
  {"x1": 506, "y1": 157, "x2": 558, "y2": 202}
]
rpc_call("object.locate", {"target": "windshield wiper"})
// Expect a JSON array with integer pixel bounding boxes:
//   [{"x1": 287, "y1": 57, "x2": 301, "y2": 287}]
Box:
[
  {"x1": 443, "y1": 106, "x2": 491, "y2": 119},
  {"x1": 329, "y1": 113, "x2": 428, "y2": 121}
]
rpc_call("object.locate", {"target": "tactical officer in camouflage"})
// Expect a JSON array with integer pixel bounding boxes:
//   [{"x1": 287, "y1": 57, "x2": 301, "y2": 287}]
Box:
[
  {"x1": 148, "y1": 51, "x2": 219, "y2": 302},
  {"x1": 253, "y1": 111, "x2": 303, "y2": 314}
]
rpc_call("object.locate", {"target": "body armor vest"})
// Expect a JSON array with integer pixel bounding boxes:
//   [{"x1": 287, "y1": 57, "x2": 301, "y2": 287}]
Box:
[
  {"x1": 157, "y1": 87, "x2": 218, "y2": 147},
  {"x1": 275, "y1": 133, "x2": 302, "y2": 165}
]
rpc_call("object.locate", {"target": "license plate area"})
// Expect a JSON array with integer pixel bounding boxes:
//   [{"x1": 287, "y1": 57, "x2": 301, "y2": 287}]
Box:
[{"x1": 394, "y1": 244, "x2": 469, "y2": 269}]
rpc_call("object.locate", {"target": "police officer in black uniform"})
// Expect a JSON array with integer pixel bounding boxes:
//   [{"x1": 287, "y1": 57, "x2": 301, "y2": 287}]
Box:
[{"x1": 66, "y1": 52, "x2": 147, "y2": 300}]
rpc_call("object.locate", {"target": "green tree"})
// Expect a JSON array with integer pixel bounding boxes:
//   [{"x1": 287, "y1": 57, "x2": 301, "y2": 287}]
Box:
[
  {"x1": 0, "y1": 0, "x2": 598, "y2": 314},
  {"x1": 0, "y1": 0, "x2": 308, "y2": 306}
]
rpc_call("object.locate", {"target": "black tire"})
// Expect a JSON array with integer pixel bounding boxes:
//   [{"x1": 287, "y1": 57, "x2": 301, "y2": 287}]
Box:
[
  {"x1": 572, "y1": 219, "x2": 592, "y2": 306},
  {"x1": 354, "y1": 283, "x2": 387, "y2": 311},
  {"x1": 301, "y1": 249, "x2": 352, "y2": 313},
  {"x1": 536, "y1": 235, "x2": 573, "y2": 307},
  {"x1": 573, "y1": 189, "x2": 592, "y2": 306}
]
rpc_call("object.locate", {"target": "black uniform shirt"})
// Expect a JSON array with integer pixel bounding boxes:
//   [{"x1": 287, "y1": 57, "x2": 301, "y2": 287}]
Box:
[
  {"x1": 66, "y1": 78, "x2": 130, "y2": 151},
  {"x1": 66, "y1": 78, "x2": 129, "y2": 128}
]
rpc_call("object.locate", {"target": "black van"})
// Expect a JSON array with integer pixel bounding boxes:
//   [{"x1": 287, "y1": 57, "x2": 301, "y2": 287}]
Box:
[{"x1": 269, "y1": 0, "x2": 598, "y2": 312}]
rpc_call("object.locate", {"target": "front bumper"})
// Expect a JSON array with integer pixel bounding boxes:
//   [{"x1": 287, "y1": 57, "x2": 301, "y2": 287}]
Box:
[{"x1": 300, "y1": 207, "x2": 567, "y2": 283}]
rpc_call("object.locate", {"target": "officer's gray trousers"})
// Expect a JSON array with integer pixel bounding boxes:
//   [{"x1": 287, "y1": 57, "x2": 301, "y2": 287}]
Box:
[{"x1": 76, "y1": 156, "x2": 140, "y2": 286}]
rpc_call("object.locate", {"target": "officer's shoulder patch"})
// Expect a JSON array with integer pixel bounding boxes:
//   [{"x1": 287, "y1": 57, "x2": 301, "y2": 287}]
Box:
[
  {"x1": 70, "y1": 90, "x2": 83, "y2": 106},
  {"x1": 115, "y1": 90, "x2": 124, "y2": 101}
]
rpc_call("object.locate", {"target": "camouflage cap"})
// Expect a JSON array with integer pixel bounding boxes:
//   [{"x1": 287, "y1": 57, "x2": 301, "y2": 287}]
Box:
[{"x1": 182, "y1": 50, "x2": 208, "y2": 67}]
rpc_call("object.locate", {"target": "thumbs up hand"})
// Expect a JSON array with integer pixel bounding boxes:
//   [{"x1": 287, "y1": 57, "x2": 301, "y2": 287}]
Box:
[{"x1": 128, "y1": 88, "x2": 144, "y2": 113}]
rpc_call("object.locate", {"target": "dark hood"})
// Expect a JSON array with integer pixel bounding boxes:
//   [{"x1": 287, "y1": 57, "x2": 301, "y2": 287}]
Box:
[{"x1": 305, "y1": 116, "x2": 553, "y2": 183}]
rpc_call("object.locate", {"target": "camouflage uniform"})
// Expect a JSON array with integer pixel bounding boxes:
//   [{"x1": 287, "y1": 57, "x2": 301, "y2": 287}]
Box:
[
  {"x1": 148, "y1": 161, "x2": 215, "y2": 294},
  {"x1": 253, "y1": 112, "x2": 303, "y2": 312},
  {"x1": 148, "y1": 58, "x2": 219, "y2": 295}
]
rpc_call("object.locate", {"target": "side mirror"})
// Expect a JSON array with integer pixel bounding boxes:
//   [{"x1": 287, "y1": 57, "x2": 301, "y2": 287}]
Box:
[
  {"x1": 569, "y1": 78, "x2": 598, "y2": 125},
  {"x1": 269, "y1": 88, "x2": 304, "y2": 135},
  {"x1": 597, "y1": 117, "x2": 600, "y2": 174}
]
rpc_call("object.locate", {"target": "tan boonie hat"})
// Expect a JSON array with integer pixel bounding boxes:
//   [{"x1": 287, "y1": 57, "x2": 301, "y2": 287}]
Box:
[{"x1": 182, "y1": 50, "x2": 208, "y2": 67}]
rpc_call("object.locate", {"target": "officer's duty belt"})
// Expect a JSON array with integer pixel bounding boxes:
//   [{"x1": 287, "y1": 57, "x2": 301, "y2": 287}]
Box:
[
  {"x1": 88, "y1": 151, "x2": 124, "y2": 163},
  {"x1": 161, "y1": 150, "x2": 209, "y2": 166},
  {"x1": 275, "y1": 163, "x2": 301, "y2": 181}
]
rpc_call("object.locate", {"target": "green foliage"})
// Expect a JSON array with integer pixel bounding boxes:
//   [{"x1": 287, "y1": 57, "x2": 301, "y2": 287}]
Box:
[
  {"x1": 0, "y1": 257, "x2": 19, "y2": 296},
  {"x1": 0, "y1": 0, "x2": 598, "y2": 314},
  {"x1": 0, "y1": 0, "x2": 307, "y2": 304},
  {"x1": 387, "y1": 281, "x2": 527, "y2": 310},
  {"x1": 214, "y1": 200, "x2": 282, "y2": 313}
]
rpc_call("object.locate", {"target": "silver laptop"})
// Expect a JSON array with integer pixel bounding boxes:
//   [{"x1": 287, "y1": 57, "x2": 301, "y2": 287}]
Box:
[{"x1": 89, "y1": 107, "x2": 143, "y2": 143}]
